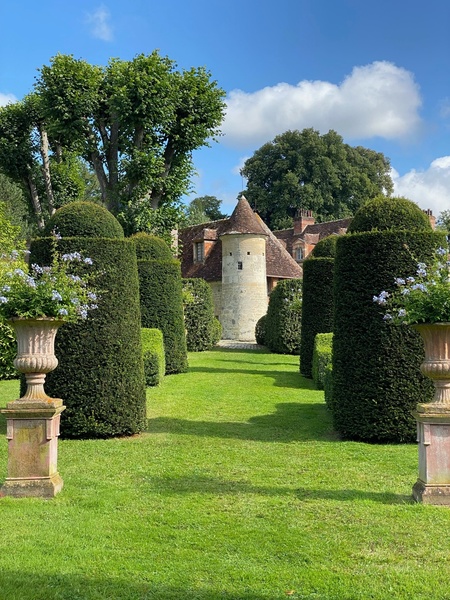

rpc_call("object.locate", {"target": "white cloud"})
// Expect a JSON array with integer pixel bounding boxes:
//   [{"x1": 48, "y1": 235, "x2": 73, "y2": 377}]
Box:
[
  {"x1": 392, "y1": 157, "x2": 450, "y2": 217},
  {"x1": 223, "y1": 61, "x2": 422, "y2": 148},
  {"x1": 232, "y1": 156, "x2": 249, "y2": 176},
  {"x1": 0, "y1": 93, "x2": 17, "y2": 106},
  {"x1": 86, "y1": 5, "x2": 113, "y2": 41}
]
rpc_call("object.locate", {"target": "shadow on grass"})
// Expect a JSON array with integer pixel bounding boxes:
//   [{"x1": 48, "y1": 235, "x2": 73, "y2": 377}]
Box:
[
  {"x1": 148, "y1": 402, "x2": 335, "y2": 442},
  {"x1": 187, "y1": 366, "x2": 316, "y2": 390},
  {"x1": 145, "y1": 474, "x2": 413, "y2": 505},
  {"x1": 0, "y1": 573, "x2": 275, "y2": 600}
]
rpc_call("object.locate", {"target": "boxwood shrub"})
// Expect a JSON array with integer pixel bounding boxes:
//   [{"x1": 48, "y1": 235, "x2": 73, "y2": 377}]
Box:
[
  {"x1": 300, "y1": 237, "x2": 336, "y2": 377},
  {"x1": 255, "y1": 314, "x2": 267, "y2": 346},
  {"x1": 182, "y1": 278, "x2": 218, "y2": 351},
  {"x1": 0, "y1": 322, "x2": 17, "y2": 380},
  {"x1": 265, "y1": 279, "x2": 302, "y2": 354},
  {"x1": 27, "y1": 236, "x2": 147, "y2": 438},
  {"x1": 132, "y1": 233, "x2": 187, "y2": 373},
  {"x1": 332, "y1": 229, "x2": 445, "y2": 442},
  {"x1": 43, "y1": 201, "x2": 124, "y2": 239},
  {"x1": 141, "y1": 328, "x2": 165, "y2": 387},
  {"x1": 312, "y1": 332, "x2": 333, "y2": 390}
]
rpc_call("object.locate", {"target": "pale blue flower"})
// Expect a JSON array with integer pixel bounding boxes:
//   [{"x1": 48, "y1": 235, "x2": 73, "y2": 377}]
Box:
[
  {"x1": 58, "y1": 308, "x2": 68, "y2": 316},
  {"x1": 0, "y1": 296, "x2": 8, "y2": 304},
  {"x1": 52, "y1": 291, "x2": 63, "y2": 301},
  {"x1": 84, "y1": 257, "x2": 93, "y2": 265}
]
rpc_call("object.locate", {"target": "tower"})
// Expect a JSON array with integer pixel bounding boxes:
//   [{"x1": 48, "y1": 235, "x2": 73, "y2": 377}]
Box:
[{"x1": 220, "y1": 196, "x2": 268, "y2": 341}]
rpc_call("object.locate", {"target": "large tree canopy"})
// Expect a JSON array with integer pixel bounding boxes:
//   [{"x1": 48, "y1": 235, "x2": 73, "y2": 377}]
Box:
[
  {"x1": 240, "y1": 128, "x2": 394, "y2": 230},
  {"x1": 185, "y1": 195, "x2": 228, "y2": 225},
  {"x1": 0, "y1": 52, "x2": 225, "y2": 233}
]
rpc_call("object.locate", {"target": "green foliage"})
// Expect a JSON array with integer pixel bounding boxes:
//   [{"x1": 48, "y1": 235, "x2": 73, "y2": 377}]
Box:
[
  {"x1": 131, "y1": 232, "x2": 173, "y2": 260},
  {"x1": 241, "y1": 128, "x2": 393, "y2": 230},
  {"x1": 44, "y1": 201, "x2": 124, "y2": 238},
  {"x1": 300, "y1": 257, "x2": 334, "y2": 377},
  {"x1": 141, "y1": 328, "x2": 165, "y2": 387},
  {"x1": 138, "y1": 258, "x2": 187, "y2": 374},
  {"x1": 310, "y1": 234, "x2": 338, "y2": 258},
  {"x1": 374, "y1": 246, "x2": 450, "y2": 324},
  {"x1": 119, "y1": 203, "x2": 186, "y2": 246},
  {"x1": 35, "y1": 52, "x2": 226, "y2": 221},
  {"x1": 184, "y1": 195, "x2": 228, "y2": 225},
  {"x1": 0, "y1": 174, "x2": 31, "y2": 238},
  {"x1": 347, "y1": 195, "x2": 431, "y2": 233},
  {"x1": 0, "y1": 321, "x2": 17, "y2": 380},
  {"x1": 255, "y1": 314, "x2": 267, "y2": 346},
  {"x1": 332, "y1": 229, "x2": 446, "y2": 443},
  {"x1": 323, "y1": 363, "x2": 333, "y2": 409},
  {"x1": 265, "y1": 279, "x2": 302, "y2": 354},
  {"x1": 312, "y1": 333, "x2": 333, "y2": 390},
  {"x1": 182, "y1": 278, "x2": 218, "y2": 351},
  {"x1": 437, "y1": 209, "x2": 450, "y2": 232},
  {"x1": 211, "y1": 317, "x2": 222, "y2": 345},
  {"x1": 27, "y1": 236, "x2": 146, "y2": 438}
]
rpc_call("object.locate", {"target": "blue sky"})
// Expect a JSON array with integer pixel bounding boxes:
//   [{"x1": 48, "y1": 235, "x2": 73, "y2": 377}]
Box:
[{"x1": 1, "y1": 0, "x2": 450, "y2": 218}]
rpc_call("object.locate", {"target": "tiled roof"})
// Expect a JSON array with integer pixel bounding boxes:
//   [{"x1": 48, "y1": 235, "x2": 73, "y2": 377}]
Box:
[
  {"x1": 179, "y1": 197, "x2": 302, "y2": 282},
  {"x1": 274, "y1": 217, "x2": 352, "y2": 255}
]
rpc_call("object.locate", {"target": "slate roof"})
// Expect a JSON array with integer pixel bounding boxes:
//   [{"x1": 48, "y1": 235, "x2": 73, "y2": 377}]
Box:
[{"x1": 179, "y1": 197, "x2": 302, "y2": 282}]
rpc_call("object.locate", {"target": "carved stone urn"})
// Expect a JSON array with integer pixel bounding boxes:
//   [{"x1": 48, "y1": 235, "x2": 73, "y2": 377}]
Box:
[
  {"x1": 10, "y1": 317, "x2": 65, "y2": 405},
  {"x1": 1, "y1": 317, "x2": 66, "y2": 498},
  {"x1": 412, "y1": 322, "x2": 450, "y2": 504}
]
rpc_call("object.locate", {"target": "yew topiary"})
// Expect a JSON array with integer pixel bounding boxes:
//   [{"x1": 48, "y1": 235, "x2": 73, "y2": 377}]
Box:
[
  {"x1": 44, "y1": 201, "x2": 124, "y2": 239},
  {"x1": 347, "y1": 196, "x2": 432, "y2": 234}
]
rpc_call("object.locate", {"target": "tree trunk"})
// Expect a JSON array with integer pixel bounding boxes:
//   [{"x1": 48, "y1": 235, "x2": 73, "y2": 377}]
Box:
[
  {"x1": 39, "y1": 126, "x2": 56, "y2": 216},
  {"x1": 150, "y1": 139, "x2": 176, "y2": 209},
  {"x1": 24, "y1": 174, "x2": 45, "y2": 231}
]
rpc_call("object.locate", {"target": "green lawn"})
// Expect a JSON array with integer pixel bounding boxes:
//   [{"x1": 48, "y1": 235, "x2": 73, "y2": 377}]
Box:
[{"x1": 0, "y1": 348, "x2": 449, "y2": 600}]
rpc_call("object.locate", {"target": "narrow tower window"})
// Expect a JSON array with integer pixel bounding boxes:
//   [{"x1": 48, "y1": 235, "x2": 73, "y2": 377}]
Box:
[
  {"x1": 237, "y1": 261, "x2": 243, "y2": 270},
  {"x1": 194, "y1": 242, "x2": 204, "y2": 262}
]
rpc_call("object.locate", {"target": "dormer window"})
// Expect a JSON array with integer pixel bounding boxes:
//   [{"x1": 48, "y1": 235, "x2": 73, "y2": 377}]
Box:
[
  {"x1": 194, "y1": 242, "x2": 204, "y2": 263},
  {"x1": 294, "y1": 246, "x2": 303, "y2": 262}
]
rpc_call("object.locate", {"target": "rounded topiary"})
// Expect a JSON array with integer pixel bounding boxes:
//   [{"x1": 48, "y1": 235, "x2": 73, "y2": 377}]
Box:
[
  {"x1": 131, "y1": 232, "x2": 173, "y2": 261},
  {"x1": 44, "y1": 201, "x2": 124, "y2": 239},
  {"x1": 347, "y1": 196, "x2": 432, "y2": 234},
  {"x1": 182, "y1": 278, "x2": 218, "y2": 351},
  {"x1": 331, "y1": 229, "x2": 446, "y2": 443},
  {"x1": 255, "y1": 314, "x2": 266, "y2": 346},
  {"x1": 265, "y1": 279, "x2": 302, "y2": 354},
  {"x1": 310, "y1": 235, "x2": 338, "y2": 258},
  {"x1": 27, "y1": 236, "x2": 146, "y2": 439},
  {"x1": 300, "y1": 256, "x2": 335, "y2": 378}
]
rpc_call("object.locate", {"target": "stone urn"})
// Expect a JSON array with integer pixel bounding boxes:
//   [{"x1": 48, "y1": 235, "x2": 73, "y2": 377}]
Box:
[
  {"x1": 9, "y1": 317, "x2": 65, "y2": 405},
  {"x1": 413, "y1": 322, "x2": 450, "y2": 409},
  {"x1": 412, "y1": 322, "x2": 450, "y2": 504},
  {"x1": 1, "y1": 317, "x2": 66, "y2": 498}
]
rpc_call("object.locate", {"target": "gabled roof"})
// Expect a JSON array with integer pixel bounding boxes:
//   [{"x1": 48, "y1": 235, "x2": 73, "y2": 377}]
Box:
[
  {"x1": 274, "y1": 217, "x2": 352, "y2": 256},
  {"x1": 179, "y1": 197, "x2": 302, "y2": 282}
]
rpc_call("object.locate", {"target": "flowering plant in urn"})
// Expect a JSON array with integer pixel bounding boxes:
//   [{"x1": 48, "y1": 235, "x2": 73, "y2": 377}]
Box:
[
  {"x1": 0, "y1": 234, "x2": 99, "y2": 323},
  {"x1": 373, "y1": 245, "x2": 450, "y2": 325}
]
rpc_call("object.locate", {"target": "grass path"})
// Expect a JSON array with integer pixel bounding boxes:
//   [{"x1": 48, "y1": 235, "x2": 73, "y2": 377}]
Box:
[{"x1": 0, "y1": 348, "x2": 449, "y2": 599}]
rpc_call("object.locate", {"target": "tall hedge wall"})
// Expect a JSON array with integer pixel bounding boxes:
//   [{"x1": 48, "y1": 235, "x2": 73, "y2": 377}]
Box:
[
  {"x1": 332, "y1": 230, "x2": 445, "y2": 443},
  {"x1": 182, "y1": 278, "x2": 218, "y2": 351},
  {"x1": 300, "y1": 257, "x2": 335, "y2": 377},
  {"x1": 138, "y1": 258, "x2": 188, "y2": 374},
  {"x1": 265, "y1": 279, "x2": 302, "y2": 354},
  {"x1": 28, "y1": 237, "x2": 147, "y2": 438}
]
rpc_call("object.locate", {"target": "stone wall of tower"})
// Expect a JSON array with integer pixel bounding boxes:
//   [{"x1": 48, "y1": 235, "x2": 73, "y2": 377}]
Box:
[{"x1": 220, "y1": 233, "x2": 268, "y2": 341}]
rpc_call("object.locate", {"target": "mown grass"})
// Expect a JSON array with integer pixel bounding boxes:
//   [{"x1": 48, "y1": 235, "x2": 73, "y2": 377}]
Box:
[{"x1": 0, "y1": 348, "x2": 449, "y2": 600}]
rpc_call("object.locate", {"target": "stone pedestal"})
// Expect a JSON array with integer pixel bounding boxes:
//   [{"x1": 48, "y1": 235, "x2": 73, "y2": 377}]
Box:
[
  {"x1": 413, "y1": 405, "x2": 450, "y2": 505},
  {"x1": 1, "y1": 399, "x2": 65, "y2": 498}
]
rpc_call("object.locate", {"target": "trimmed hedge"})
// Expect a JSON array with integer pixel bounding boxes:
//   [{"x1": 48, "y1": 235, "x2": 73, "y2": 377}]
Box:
[
  {"x1": 312, "y1": 333, "x2": 333, "y2": 390},
  {"x1": 300, "y1": 256, "x2": 335, "y2": 377},
  {"x1": 133, "y1": 234, "x2": 187, "y2": 374},
  {"x1": 310, "y1": 235, "x2": 338, "y2": 258},
  {"x1": 323, "y1": 363, "x2": 333, "y2": 409},
  {"x1": 182, "y1": 278, "x2": 218, "y2": 351},
  {"x1": 44, "y1": 201, "x2": 124, "y2": 239},
  {"x1": 211, "y1": 318, "x2": 222, "y2": 345},
  {"x1": 347, "y1": 195, "x2": 432, "y2": 234},
  {"x1": 332, "y1": 229, "x2": 445, "y2": 443},
  {"x1": 0, "y1": 321, "x2": 17, "y2": 380},
  {"x1": 265, "y1": 279, "x2": 302, "y2": 354},
  {"x1": 132, "y1": 232, "x2": 173, "y2": 260},
  {"x1": 255, "y1": 314, "x2": 267, "y2": 346},
  {"x1": 27, "y1": 236, "x2": 147, "y2": 438},
  {"x1": 141, "y1": 328, "x2": 165, "y2": 387}
]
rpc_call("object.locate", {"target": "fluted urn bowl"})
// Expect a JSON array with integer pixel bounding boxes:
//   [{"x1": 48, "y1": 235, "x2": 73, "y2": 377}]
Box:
[
  {"x1": 413, "y1": 322, "x2": 450, "y2": 407},
  {"x1": 9, "y1": 317, "x2": 65, "y2": 402}
]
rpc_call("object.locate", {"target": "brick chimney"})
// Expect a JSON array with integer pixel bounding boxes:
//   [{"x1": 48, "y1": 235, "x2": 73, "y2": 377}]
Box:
[
  {"x1": 423, "y1": 208, "x2": 436, "y2": 230},
  {"x1": 294, "y1": 209, "x2": 315, "y2": 235}
]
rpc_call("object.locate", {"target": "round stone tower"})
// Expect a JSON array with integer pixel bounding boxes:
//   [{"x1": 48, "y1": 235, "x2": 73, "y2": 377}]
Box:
[{"x1": 220, "y1": 196, "x2": 268, "y2": 341}]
